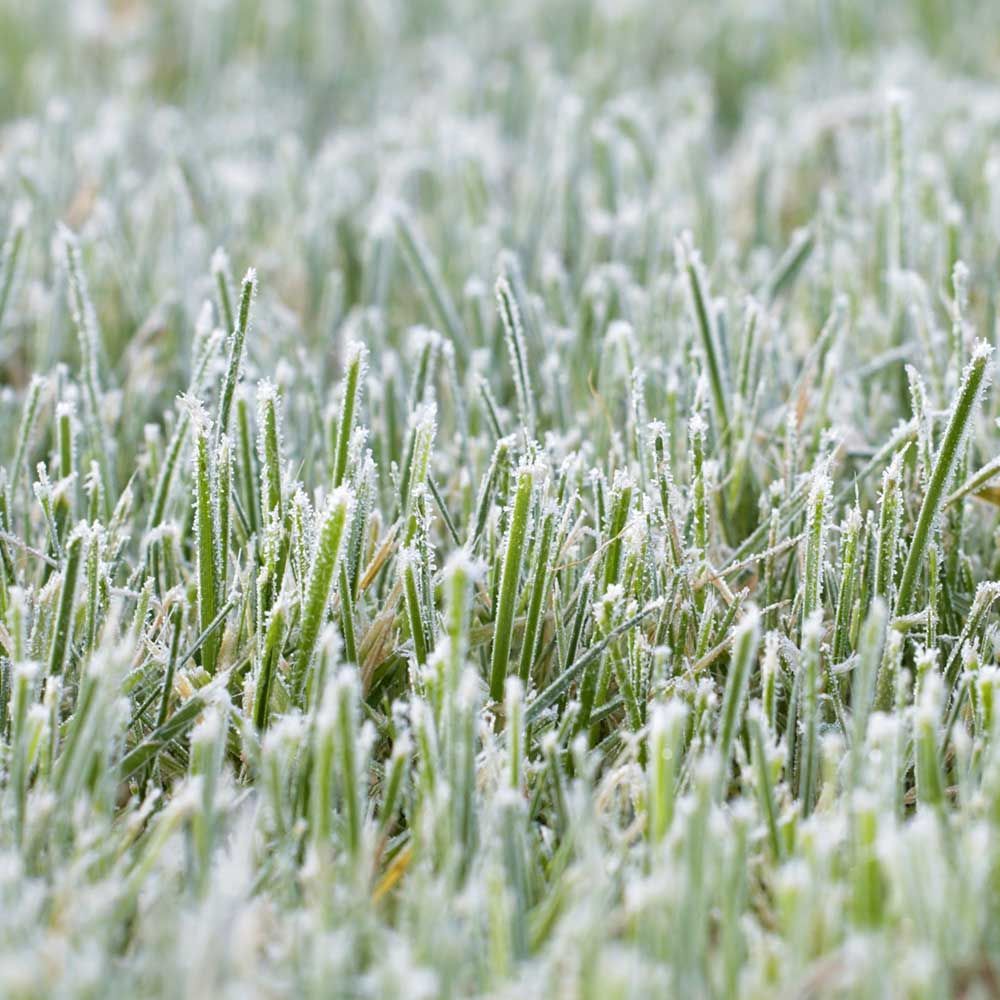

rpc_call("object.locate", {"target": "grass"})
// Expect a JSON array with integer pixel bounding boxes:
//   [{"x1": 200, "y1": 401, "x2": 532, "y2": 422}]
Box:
[{"x1": 4, "y1": 0, "x2": 1000, "y2": 996}]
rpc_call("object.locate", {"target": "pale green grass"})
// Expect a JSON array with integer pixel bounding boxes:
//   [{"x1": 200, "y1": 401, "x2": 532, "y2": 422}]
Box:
[{"x1": 1, "y1": 1, "x2": 1000, "y2": 997}]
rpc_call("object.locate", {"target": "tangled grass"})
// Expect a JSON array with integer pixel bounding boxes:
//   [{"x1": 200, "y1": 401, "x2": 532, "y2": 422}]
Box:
[{"x1": 4, "y1": 1, "x2": 1000, "y2": 996}]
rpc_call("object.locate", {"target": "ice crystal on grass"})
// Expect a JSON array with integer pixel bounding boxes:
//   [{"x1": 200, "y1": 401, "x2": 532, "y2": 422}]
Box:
[{"x1": 4, "y1": 2, "x2": 1000, "y2": 997}]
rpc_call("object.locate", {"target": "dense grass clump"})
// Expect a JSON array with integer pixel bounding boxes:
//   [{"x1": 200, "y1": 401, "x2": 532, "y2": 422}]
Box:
[{"x1": 6, "y1": 0, "x2": 1000, "y2": 996}]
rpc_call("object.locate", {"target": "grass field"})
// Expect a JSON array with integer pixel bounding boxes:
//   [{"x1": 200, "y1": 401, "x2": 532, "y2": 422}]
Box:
[{"x1": 4, "y1": 1, "x2": 1000, "y2": 996}]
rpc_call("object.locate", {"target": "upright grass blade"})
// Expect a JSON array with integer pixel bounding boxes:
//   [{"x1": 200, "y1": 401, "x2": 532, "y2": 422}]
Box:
[
  {"x1": 48, "y1": 526, "x2": 85, "y2": 677},
  {"x1": 886, "y1": 89, "x2": 909, "y2": 278},
  {"x1": 331, "y1": 341, "x2": 368, "y2": 489},
  {"x1": 0, "y1": 203, "x2": 28, "y2": 333},
  {"x1": 211, "y1": 248, "x2": 236, "y2": 336},
  {"x1": 797, "y1": 612, "x2": 822, "y2": 815},
  {"x1": 144, "y1": 328, "x2": 225, "y2": 541},
  {"x1": 801, "y1": 467, "x2": 829, "y2": 627},
  {"x1": 496, "y1": 276, "x2": 536, "y2": 439},
  {"x1": 716, "y1": 606, "x2": 760, "y2": 792},
  {"x1": 874, "y1": 450, "x2": 905, "y2": 604},
  {"x1": 9, "y1": 374, "x2": 46, "y2": 513},
  {"x1": 293, "y1": 487, "x2": 353, "y2": 700},
  {"x1": 255, "y1": 378, "x2": 285, "y2": 580},
  {"x1": 677, "y1": 233, "x2": 729, "y2": 434},
  {"x1": 762, "y1": 225, "x2": 814, "y2": 305},
  {"x1": 215, "y1": 269, "x2": 257, "y2": 446},
  {"x1": 489, "y1": 463, "x2": 535, "y2": 701},
  {"x1": 254, "y1": 597, "x2": 288, "y2": 731},
  {"x1": 189, "y1": 401, "x2": 221, "y2": 675},
  {"x1": 333, "y1": 667, "x2": 365, "y2": 858},
  {"x1": 648, "y1": 701, "x2": 687, "y2": 842},
  {"x1": 60, "y1": 227, "x2": 114, "y2": 516},
  {"x1": 400, "y1": 546, "x2": 429, "y2": 668},
  {"x1": 896, "y1": 341, "x2": 992, "y2": 615},
  {"x1": 394, "y1": 207, "x2": 468, "y2": 364},
  {"x1": 831, "y1": 507, "x2": 862, "y2": 663},
  {"x1": 851, "y1": 599, "x2": 887, "y2": 758},
  {"x1": 517, "y1": 499, "x2": 557, "y2": 684}
]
